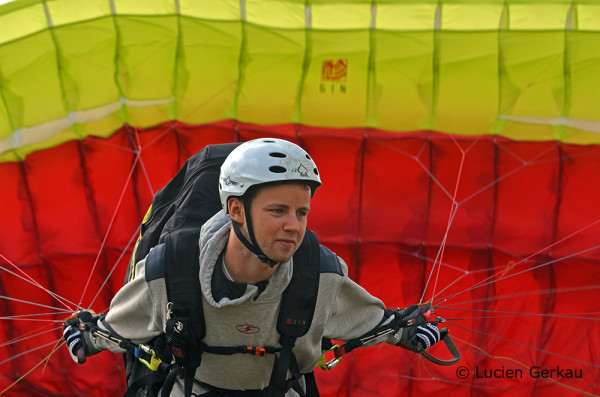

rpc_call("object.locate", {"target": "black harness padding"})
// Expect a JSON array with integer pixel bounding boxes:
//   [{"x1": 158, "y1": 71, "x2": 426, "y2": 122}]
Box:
[
  {"x1": 277, "y1": 230, "x2": 321, "y2": 338},
  {"x1": 268, "y1": 230, "x2": 320, "y2": 397}
]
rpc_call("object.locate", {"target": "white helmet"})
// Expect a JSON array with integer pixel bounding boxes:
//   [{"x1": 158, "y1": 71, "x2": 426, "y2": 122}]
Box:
[{"x1": 219, "y1": 138, "x2": 321, "y2": 212}]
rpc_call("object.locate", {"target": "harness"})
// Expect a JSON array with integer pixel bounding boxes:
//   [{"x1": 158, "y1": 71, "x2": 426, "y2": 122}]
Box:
[
  {"x1": 106, "y1": 142, "x2": 460, "y2": 397},
  {"x1": 117, "y1": 237, "x2": 459, "y2": 397},
  {"x1": 148, "y1": 228, "x2": 322, "y2": 397},
  {"x1": 119, "y1": 142, "x2": 325, "y2": 396}
]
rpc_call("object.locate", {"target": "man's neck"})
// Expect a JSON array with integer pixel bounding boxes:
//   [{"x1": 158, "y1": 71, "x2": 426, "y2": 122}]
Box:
[{"x1": 223, "y1": 230, "x2": 279, "y2": 285}]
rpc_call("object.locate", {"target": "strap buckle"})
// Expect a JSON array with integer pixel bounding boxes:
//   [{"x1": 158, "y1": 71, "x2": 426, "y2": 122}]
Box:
[{"x1": 245, "y1": 346, "x2": 267, "y2": 357}]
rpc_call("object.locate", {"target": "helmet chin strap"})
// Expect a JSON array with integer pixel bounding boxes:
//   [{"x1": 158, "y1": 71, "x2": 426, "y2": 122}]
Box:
[{"x1": 231, "y1": 198, "x2": 278, "y2": 268}]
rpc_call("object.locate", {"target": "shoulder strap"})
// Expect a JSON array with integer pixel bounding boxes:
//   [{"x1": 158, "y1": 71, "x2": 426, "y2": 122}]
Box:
[
  {"x1": 161, "y1": 232, "x2": 205, "y2": 397},
  {"x1": 268, "y1": 229, "x2": 321, "y2": 397},
  {"x1": 278, "y1": 229, "x2": 321, "y2": 336},
  {"x1": 163, "y1": 231, "x2": 204, "y2": 358},
  {"x1": 163, "y1": 231, "x2": 205, "y2": 339},
  {"x1": 160, "y1": 143, "x2": 243, "y2": 347}
]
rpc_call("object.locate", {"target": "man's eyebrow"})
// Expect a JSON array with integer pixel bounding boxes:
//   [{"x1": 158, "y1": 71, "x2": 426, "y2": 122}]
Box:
[
  {"x1": 266, "y1": 203, "x2": 289, "y2": 208},
  {"x1": 266, "y1": 203, "x2": 311, "y2": 212},
  {"x1": 294, "y1": 206, "x2": 311, "y2": 214}
]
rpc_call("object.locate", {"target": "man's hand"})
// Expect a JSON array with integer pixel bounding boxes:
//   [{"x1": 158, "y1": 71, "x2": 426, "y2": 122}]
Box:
[
  {"x1": 395, "y1": 304, "x2": 448, "y2": 352},
  {"x1": 62, "y1": 311, "x2": 99, "y2": 364}
]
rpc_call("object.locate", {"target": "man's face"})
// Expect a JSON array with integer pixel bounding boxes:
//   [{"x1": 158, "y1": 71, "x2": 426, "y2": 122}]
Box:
[{"x1": 246, "y1": 183, "x2": 311, "y2": 264}]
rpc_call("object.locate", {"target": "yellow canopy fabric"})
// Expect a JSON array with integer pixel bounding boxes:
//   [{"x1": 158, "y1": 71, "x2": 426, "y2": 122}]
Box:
[{"x1": 1, "y1": 0, "x2": 600, "y2": 162}]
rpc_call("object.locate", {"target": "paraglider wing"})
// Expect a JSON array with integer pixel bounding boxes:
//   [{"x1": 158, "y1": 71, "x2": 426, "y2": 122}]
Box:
[{"x1": 0, "y1": 1, "x2": 599, "y2": 396}]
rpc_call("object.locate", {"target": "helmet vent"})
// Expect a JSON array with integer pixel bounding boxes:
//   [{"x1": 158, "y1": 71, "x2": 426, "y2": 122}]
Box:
[
  {"x1": 263, "y1": 139, "x2": 276, "y2": 143},
  {"x1": 313, "y1": 168, "x2": 319, "y2": 176},
  {"x1": 269, "y1": 152, "x2": 286, "y2": 158},
  {"x1": 269, "y1": 166, "x2": 287, "y2": 173},
  {"x1": 306, "y1": 154, "x2": 311, "y2": 160}
]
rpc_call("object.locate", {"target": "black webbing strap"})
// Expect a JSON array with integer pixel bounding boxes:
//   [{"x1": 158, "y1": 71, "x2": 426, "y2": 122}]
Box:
[
  {"x1": 158, "y1": 366, "x2": 195, "y2": 397},
  {"x1": 302, "y1": 372, "x2": 320, "y2": 397},
  {"x1": 267, "y1": 230, "x2": 321, "y2": 397},
  {"x1": 184, "y1": 368, "x2": 194, "y2": 397},
  {"x1": 198, "y1": 383, "x2": 268, "y2": 396},
  {"x1": 161, "y1": 367, "x2": 180, "y2": 397},
  {"x1": 267, "y1": 336, "x2": 297, "y2": 397},
  {"x1": 201, "y1": 342, "x2": 281, "y2": 357},
  {"x1": 241, "y1": 197, "x2": 279, "y2": 267},
  {"x1": 231, "y1": 216, "x2": 278, "y2": 267},
  {"x1": 122, "y1": 369, "x2": 168, "y2": 397},
  {"x1": 286, "y1": 351, "x2": 319, "y2": 397},
  {"x1": 331, "y1": 309, "x2": 405, "y2": 360}
]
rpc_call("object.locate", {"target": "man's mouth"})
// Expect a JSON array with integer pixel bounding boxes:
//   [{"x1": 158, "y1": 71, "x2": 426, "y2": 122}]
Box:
[{"x1": 277, "y1": 239, "x2": 295, "y2": 248}]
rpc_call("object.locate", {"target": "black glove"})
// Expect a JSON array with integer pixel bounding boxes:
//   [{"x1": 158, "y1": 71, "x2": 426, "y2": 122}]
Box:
[
  {"x1": 62, "y1": 310, "x2": 100, "y2": 364},
  {"x1": 395, "y1": 304, "x2": 447, "y2": 352}
]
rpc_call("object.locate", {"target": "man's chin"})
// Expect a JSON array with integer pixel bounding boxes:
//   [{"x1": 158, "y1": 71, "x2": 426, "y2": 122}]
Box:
[{"x1": 265, "y1": 251, "x2": 295, "y2": 265}]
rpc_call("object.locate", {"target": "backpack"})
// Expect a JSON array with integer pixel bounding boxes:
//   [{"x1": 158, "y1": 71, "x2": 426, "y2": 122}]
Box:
[{"x1": 122, "y1": 142, "x2": 323, "y2": 397}]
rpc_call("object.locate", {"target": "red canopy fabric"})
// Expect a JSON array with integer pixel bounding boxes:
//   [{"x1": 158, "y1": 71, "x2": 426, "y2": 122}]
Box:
[{"x1": 1, "y1": 122, "x2": 599, "y2": 396}]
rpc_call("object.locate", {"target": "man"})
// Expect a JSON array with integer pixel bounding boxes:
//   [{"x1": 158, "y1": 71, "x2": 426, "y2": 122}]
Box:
[{"x1": 63, "y1": 138, "x2": 444, "y2": 396}]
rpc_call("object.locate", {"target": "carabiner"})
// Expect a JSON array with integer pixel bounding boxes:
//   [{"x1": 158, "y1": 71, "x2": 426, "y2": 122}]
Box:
[
  {"x1": 317, "y1": 344, "x2": 342, "y2": 371},
  {"x1": 135, "y1": 345, "x2": 163, "y2": 372}
]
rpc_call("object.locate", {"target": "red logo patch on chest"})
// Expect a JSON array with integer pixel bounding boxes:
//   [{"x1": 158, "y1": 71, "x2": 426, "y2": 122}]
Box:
[{"x1": 235, "y1": 324, "x2": 260, "y2": 334}]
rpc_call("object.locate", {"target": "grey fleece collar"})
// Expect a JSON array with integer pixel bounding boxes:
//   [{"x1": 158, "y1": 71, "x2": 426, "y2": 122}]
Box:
[{"x1": 198, "y1": 210, "x2": 293, "y2": 308}]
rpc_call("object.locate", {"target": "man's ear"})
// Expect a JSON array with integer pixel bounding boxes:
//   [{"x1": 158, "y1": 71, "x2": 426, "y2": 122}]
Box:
[{"x1": 228, "y1": 197, "x2": 245, "y2": 223}]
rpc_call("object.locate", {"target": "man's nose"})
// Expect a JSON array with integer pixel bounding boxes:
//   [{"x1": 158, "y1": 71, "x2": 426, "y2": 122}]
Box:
[{"x1": 284, "y1": 213, "x2": 300, "y2": 232}]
